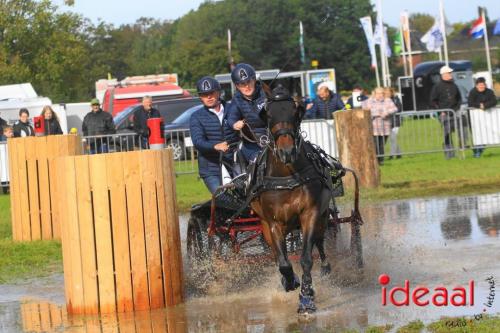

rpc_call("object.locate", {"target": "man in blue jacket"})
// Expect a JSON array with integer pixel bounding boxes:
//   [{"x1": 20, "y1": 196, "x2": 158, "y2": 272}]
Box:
[
  {"x1": 227, "y1": 63, "x2": 267, "y2": 163},
  {"x1": 305, "y1": 84, "x2": 345, "y2": 119},
  {"x1": 190, "y1": 76, "x2": 237, "y2": 194}
]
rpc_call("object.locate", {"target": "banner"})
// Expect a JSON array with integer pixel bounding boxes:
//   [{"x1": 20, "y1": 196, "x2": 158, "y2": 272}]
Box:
[
  {"x1": 393, "y1": 31, "x2": 402, "y2": 56},
  {"x1": 400, "y1": 11, "x2": 411, "y2": 50},
  {"x1": 421, "y1": 18, "x2": 443, "y2": 52},
  {"x1": 359, "y1": 16, "x2": 377, "y2": 68}
]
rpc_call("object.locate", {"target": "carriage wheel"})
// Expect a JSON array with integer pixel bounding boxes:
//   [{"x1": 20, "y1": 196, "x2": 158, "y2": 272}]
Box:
[
  {"x1": 186, "y1": 216, "x2": 213, "y2": 260},
  {"x1": 350, "y1": 222, "x2": 363, "y2": 269}
]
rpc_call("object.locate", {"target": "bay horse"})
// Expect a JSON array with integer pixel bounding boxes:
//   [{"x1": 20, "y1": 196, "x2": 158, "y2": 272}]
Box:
[{"x1": 249, "y1": 86, "x2": 334, "y2": 315}]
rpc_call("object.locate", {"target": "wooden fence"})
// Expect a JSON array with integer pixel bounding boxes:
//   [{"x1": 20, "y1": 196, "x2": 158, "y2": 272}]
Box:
[
  {"x1": 53, "y1": 149, "x2": 183, "y2": 315},
  {"x1": 7, "y1": 135, "x2": 82, "y2": 241}
]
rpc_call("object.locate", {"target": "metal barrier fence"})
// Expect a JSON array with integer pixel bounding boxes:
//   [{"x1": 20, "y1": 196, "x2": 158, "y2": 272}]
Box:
[
  {"x1": 373, "y1": 109, "x2": 459, "y2": 159},
  {"x1": 301, "y1": 119, "x2": 339, "y2": 158},
  {"x1": 373, "y1": 106, "x2": 500, "y2": 160},
  {"x1": 0, "y1": 142, "x2": 9, "y2": 189}
]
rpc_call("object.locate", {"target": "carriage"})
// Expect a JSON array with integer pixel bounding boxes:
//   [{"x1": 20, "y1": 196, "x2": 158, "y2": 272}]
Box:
[{"x1": 186, "y1": 166, "x2": 364, "y2": 267}]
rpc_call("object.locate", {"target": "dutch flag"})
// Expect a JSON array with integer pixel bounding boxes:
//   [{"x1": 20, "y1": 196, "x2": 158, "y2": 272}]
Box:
[{"x1": 469, "y1": 16, "x2": 486, "y2": 39}]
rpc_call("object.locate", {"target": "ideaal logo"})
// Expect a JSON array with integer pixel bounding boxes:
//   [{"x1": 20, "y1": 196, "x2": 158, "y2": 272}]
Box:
[
  {"x1": 378, "y1": 274, "x2": 475, "y2": 307},
  {"x1": 378, "y1": 274, "x2": 495, "y2": 328}
]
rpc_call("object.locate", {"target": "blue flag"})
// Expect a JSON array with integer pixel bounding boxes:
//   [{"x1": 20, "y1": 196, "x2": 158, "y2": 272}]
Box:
[{"x1": 493, "y1": 19, "x2": 500, "y2": 36}]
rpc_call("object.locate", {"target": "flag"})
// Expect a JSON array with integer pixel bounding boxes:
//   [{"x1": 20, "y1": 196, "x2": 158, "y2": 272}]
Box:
[
  {"x1": 469, "y1": 16, "x2": 486, "y2": 39},
  {"x1": 393, "y1": 31, "x2": 402, "y2": 56},
  {"x1": 493, "y1": 19, "x2": 500, "y2": 36},
  {"x1": 400, "y1": 11, "x2": 411, "y2": 51},
  {"x1": 359, "y1": 16, "x2": 377, "y2": 68},
  {"x1": 421, "y1": 18, "x2": 444, "y2": 52},
  {"x1": 374, "y1": 14, "x2": 392, "y2": 57},
  {"x1": 299, "y1": 21, "x2": 306, "y2": 64}
]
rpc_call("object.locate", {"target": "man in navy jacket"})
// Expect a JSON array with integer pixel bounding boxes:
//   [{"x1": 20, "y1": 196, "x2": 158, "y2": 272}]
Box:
[
  {"x1": 190, "y1": 76, "x2": 237, "y2": 193},
  {"x1": 305, "y1": 84, "x2": 345, "y2": 119}
]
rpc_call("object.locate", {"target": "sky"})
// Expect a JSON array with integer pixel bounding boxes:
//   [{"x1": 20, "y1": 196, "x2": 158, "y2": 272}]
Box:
[{"x1": 53, "y1": 0, "x2": 499, "y2": 27}]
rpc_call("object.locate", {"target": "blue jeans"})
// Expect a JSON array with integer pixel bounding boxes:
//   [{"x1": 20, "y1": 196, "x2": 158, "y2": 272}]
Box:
[{"x1": 202, "y1": 175, "x2": 222, "y2": 194}]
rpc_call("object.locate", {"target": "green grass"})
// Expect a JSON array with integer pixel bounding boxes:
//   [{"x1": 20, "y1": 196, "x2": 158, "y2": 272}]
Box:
[
  {"x1": 396, "y1": 320, "x2": 425, "y2": 333},
  {"x1": 0, "y1": 195, "x2": 62, "y2": 283},
  {"x1": 427, "y1": 315, "x2": 500, "y2": 333}
]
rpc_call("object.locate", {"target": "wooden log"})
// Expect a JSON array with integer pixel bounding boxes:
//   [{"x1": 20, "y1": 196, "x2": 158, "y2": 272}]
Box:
[{"x1": 334, "y1": 109, "x2": 380, "y2": 189}]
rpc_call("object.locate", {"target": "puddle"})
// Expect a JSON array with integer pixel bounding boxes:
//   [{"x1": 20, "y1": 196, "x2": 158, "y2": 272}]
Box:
[{"x1": 1, "y1": 193, "x2": 500, "y2": 332}]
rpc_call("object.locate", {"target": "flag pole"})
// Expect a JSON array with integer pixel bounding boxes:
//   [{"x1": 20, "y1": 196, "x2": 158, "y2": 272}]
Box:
[
  {"x1": 399, "y1": 24, "x2": 408, "y2": 76},
  {"x1": 481, "y1": 7, "x2": 493, "y2": 77},
  {"x1": 299, "y1": 21, "x2": 306, "y2": 66},
  {"x1": 227, "y1": 29, "x2": 234, "y2": 70},
  {"x1": 439, "y1": 0, "x2": 449, "y2": 65},
  {"x1": 377, "y1": 0, "x2": 388, "y2": 86}
]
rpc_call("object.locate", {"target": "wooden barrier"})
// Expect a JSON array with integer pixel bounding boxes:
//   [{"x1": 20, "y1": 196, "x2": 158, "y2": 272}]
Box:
[
  {"x1": 334, "y1": 109, "x2": 380, "y2": 188},
  {"x1": 54, "y1": 149, "x2": 183, "y2": 315},
  {"x1": 7, "y1": 135, "x2": 82, "y2": 241},
  {"x1": 20, "y1": 299, "x2": 187, "y2": 332}
]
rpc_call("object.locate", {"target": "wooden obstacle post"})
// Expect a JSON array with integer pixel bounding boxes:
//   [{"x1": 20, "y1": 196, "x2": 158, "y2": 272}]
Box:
[
  {"x1": 54, "y1": 149, "x2": 183, "y2": 315},
  {"x1": 334, "y1": 109, "x2": 380, "y2": 188},
  {"x1": 7, "y1": 135, "x2": 82, "y2": 241}
]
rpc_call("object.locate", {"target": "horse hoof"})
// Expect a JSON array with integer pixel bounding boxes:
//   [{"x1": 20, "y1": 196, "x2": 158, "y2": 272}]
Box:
[
  {"x1": 281, "y1": 274, "x2": 300, "y2": 292},
  {"x1": 320, "y1": 263, "x2": 331, "y2": 276},
  {"x1": 297, "y1": 293, "x2": 316, "y2": 314}
]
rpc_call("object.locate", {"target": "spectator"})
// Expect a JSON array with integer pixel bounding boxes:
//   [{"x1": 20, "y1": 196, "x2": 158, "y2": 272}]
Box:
[
  {"x1": 82, "y1": 98, "x2": 115, "y2": 154},
  {"x1": 133, "y1": 96, "x2": 161, "y2": 148},
  {"x1": 347, "y1": 85, "x2": 369, "y2": 108},
  {"x1": 305, "y1": 84, "x2": 344, "y2": 119},
  {"x1": 430, "y1": 65, "x2": 462, "y2": 159},
  {"x1": 0, "y1": 114, "x2": 7, "y2": 140},
  {"x1": 3, "y1": 126, "x2": 14, "y2": 139},
  {"x1": 467, "y1": 77, "x2": 498, "y2": 158},
  {"x1": 384, "y1": 87, "x2": 403, "y2": 159},
  {"x1": 362, "y1": 87, "x2": 397, "y2": 165},
  {"x1": 190, "y1": 76, "x2": 237, "y2": 193},
  {"x1": 13, "y1": 108, "x2": 34, "y2": 137},
  {"x1": 40, "y1": 106, "x2": 63, "y2": 135}
]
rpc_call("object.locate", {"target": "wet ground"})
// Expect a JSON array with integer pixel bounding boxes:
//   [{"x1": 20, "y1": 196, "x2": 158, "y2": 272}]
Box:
[{"x1": 1, "y1": 192, "x2": 500, "y2": 332}]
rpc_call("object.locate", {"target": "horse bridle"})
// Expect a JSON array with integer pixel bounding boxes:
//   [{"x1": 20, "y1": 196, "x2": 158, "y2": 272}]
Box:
[{"x1": 265, "y1": 97, "x2": 304, "y2": 154}]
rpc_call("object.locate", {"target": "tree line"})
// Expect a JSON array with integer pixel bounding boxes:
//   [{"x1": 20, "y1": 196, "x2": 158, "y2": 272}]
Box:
[{"x1": 0, "y1": 0, "x2": 496, "y2": 103}]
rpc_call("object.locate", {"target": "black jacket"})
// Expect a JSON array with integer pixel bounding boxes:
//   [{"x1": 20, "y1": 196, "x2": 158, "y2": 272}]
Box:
[
  {"x1": 468, "y1": 88, "x2": 497, "y2": 109},
  {"x1": 390, "y1": 96, "x2": 403, "y2": 128},
  {"x1": 82, "y1": 109, "x2": 115, "y2": 136},
  {"x1": 13, "y1": 121, "x2": 34, "y2": 137},
  {"x1": 430, "y1": 79, "x2": 462, "y2": 111},
  {"x1": 133, "y1": 106, "x2": 161, "y2": 137},
  {"x1": 44, "y1": 118, "x2": 63, "y2": 135}
]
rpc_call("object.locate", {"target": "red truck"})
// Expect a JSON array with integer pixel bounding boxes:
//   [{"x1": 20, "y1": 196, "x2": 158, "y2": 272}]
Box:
[{"x1": 96, "y1": 74, "x2": 192, "y2": 117}]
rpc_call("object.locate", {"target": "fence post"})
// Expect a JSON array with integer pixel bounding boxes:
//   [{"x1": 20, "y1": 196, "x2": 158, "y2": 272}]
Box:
[
  {"x1": 334, "y1": 109, "x2": 380, "y2": 188},
  {"x1": 54, "y1": 149, "x2": 183, "y2": 315}
]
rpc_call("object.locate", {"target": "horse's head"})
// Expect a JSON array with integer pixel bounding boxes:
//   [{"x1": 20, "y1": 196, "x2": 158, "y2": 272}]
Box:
[{"x1": 262, "y1": 85, "x2": 305, "y2": 164}]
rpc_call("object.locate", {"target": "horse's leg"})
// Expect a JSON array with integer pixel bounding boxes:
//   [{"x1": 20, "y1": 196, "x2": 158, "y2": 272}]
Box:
[
  {"x1": 316, "y1": 237, "x2": 331, "y2": 276},
  {"x1": 298, "y1": 209, "x2": 319, "y2": 314},
  {"x1": 268, "y1": 222, "x2": 300, "y2": 292}
]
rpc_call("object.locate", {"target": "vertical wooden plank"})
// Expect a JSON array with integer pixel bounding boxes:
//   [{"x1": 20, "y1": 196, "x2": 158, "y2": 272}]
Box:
[
  {"x1": 162, "y1": 149, "x2": 184, "y2": 305},
  {"x1": 134, "y1": 310, "x2": 153, "y2": 333},
  {"x1": 106, "y1": 152, "x2": 134, "y2": 313},
  {"x1": 150, "y1": 309, "x2": 168, "y2": 333},
  {"x1": 25, "y1": 137, "x2": 41, "y2": 240},
  {"x1": 47, "y1": 135, "x2": 61, "y2": 239},
  {"x1": 123, "y1": 151, "x2": 149, "y2": 311},
  {"x1": 166, "y1": 306, "x2": 188, "y2": 333},
  {"x1": 7, "y1": 138, "x2": 22, "y2": 241},
  {"x1": 29, "y1": 302, "x2": 41, "y2": 332},
  {"x1": 140, "y1": 150, "x2": 164, "y2": 309},
  {"x1": 49, "y1": 303, "x2": 63, "y2": 328},
  {"x1": 85, "y1": 315, "x2": 102, "y2": 333},
  {"x1": 89, "y1": 154, "x2": 116, "y2": 314},
  {"x1": 21, "y1": 302, "x2": 30, "y2": 332},
  {"x1": 65, "y1": 156, "x2": 86, "y2": 314},
  {"x1": 35, "y1": 137, "x2": 52, "y2": 240},
  {"x1": 55, "y1": 158, "x2": 74, "y2": 313},
  {"x1": 74, "y1": 155, "x2": 99, "y2": 315},
  {"x1": 117, "y1": 312, "x2": 136, "y2": 333},
  {"x1": 16, "y1": 138, "x2": 31, "y2": 241},
  {"x1": 156, "y1": 151, "x2": 173, "y2": 306},
  {"x1": 39, "y1": 302, "x2": 51, "y2": 332}
]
